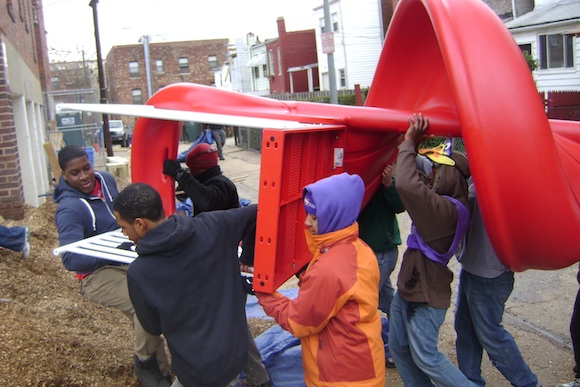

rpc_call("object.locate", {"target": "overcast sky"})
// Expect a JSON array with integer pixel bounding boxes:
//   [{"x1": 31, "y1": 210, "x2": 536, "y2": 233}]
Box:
[{"x1": 42, "y1": 0, "x2": 321, "y2": 61}]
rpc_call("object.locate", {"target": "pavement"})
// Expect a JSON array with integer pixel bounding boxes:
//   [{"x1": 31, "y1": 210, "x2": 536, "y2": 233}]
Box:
[{"x1": 109, "y1": 137, "x2": 579, "y2": 386}]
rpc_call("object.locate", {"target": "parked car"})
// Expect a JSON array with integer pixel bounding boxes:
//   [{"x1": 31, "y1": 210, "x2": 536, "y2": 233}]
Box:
[{"x1": 107, "y1": 120, "x2": 130, "y2": 147}]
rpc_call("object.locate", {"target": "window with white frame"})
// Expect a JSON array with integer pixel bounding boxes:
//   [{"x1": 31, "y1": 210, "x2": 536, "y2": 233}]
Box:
[
  {"x1": 253, "y1": 67, "x2": 260, "y2": 79},
  {"x1": 538, "y1": 33, "x2": 574, "y2": 70},
  {"x1": 178, "y1": 57, "x2": 190, "y2": 73},
  {"x1": 51, "y1": 76, "x2": 59, "y2": 90},
  {"x1": 277, "y1": 48, "x2": 282, "y2": 76},
  {"x1": 319, "y1": 13, "x2": 339, "y2": 32},
  {"x1": 208, "y1": 55, "x2": 218, "y2": 70},
  {"x1": 155, "y1": 59, "x2": 164, "y2": 73},
  {"x1": 339, "y1": 69, "x2": 346, "y2": 88},
  {"x1": 129, "y1": 61, "x2": 139, "y2": 77},
  {"x1": 132, "y1": 89, "x2": 143, "y2": 104},
  {"x1": 332, "y1": 13, "x2": 339, "y2": 31},
  {"x1": 268, "y1": 50, "x2": 274, "y2": 77}
]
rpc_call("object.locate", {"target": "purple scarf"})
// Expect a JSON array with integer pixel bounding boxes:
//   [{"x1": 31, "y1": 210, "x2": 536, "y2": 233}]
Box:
[{"x1": 406, "y1": 196, "x2": 470, "y2": 266}]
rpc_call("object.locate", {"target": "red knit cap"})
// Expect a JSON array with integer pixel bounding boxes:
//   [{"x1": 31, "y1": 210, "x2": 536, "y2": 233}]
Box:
[{"x1": 185, "y1": 143, "x2": 218, "y2": 170}]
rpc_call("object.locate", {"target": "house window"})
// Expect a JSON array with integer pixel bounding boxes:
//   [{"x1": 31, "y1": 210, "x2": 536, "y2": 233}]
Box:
[
  {"x1": 51, "y1": 76, "x2": 59, "y2": 90},
  {"x1": 132, "y1": 89, "x2": 143, "y2": 104},
  {"x1": 339, "y1": 69, "x2": 346, "y2": 88},
  {"x1": 129, "y1": 61, "x2": 140, "y2": 77},
  {"x1": 519, "y1": 43, "x2": 532, "y2": 55},
  {"x1": 538, "y1": 33, "x2": 574, "y2": 69},
  {"x1": 178, "y1": 57, "x2": 190, "y2": 73},
  {"x1": 155, "y1": 60, "x2": 164, "y2": 73},
  {"x1": 268, "y1": 50, "x2": 274, "y2": 77},
  {"x1": 262, "y1": 64, "x2": 268, "y2": 77},
  {"x1": 320, "y1": 13, "x2": 339, "y2": 32},
  {"x1": 253, "y1": 67, "x2": 260, "y2": 79},
  {"x1": 277, "y1": 48, "x2": 282, "y2": 76},
  {"x1": 332, "y1": 13, "x2": 339, "y2": 32},
  {"x1": 208, "y1": 55, "x2": 218, "y2": 70}
]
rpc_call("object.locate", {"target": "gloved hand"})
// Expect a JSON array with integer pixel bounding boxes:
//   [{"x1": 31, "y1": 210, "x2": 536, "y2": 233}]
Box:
[
  {"x1": 163, "y1": 159, "x2": 184, "y2": 179},
  {"x1": 242, "y1": 275, "x2": 255, "y2": 295}
]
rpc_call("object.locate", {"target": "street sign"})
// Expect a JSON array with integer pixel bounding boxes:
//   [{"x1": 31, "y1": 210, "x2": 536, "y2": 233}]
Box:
[{"x1": 322, "y1": 31, "x2": 335, "y2": 54}]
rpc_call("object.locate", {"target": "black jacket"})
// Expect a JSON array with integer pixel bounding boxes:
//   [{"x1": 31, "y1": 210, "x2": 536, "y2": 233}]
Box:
[
  {"x1": 176, "y1": 166, "x2": 239, "y2": 216},
  {"x1": 127, "y1": 205, "x2": 257, "y2": 387}
]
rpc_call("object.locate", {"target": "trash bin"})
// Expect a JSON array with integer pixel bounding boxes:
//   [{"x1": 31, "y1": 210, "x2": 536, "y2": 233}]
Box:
[
  {"x1": 183, "y1": 122, "x2": 201, "y2": 142},
  {"x1": 84, "y1": 147, "x2": 95, "y2": 166}
]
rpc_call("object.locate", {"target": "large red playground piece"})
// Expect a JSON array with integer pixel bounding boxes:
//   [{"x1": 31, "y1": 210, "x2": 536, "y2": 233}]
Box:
[{"x1": 63, "y1": 0, "x2": 580, "y2": 293}]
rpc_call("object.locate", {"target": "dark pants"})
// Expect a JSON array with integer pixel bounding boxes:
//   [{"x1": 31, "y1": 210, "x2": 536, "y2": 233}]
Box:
[
  {"x1": 572, "y1": 277, "x2": 580, "y2": 378},
  {"x1": 212, "y1": 129, "x2": 226, "y2": 158}
]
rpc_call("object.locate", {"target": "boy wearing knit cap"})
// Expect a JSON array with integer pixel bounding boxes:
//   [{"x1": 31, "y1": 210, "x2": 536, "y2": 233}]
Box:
[
  {"x1": 163, "y1": 143, "x2": 239, "y2": 216},
  {"x1": 256, "y1": 172, "x2": 386, "y2": 387},
  {"x1": 162, "y1": 143, "x2": 273, "y2": 387}
]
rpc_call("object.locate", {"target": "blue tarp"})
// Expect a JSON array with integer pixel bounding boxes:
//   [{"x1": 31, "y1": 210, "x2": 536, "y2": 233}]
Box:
[
  {"x1": 237, "y1": 288, "x2": 306, "y2": 387},
  {"x1": 177, "y1": 129, "x2": 214, "y2": 162}
]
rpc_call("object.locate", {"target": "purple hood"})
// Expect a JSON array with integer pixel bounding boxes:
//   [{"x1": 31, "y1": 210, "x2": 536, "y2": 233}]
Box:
[{"x1": 302, "y1": 173, "x2": 364, "y2": 234}]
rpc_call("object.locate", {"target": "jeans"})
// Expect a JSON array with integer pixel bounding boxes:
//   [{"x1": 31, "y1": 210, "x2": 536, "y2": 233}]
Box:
[
  {"x1": 377, "y1": 248, "x2": 398, "y2": 360},
  {"x1": 377, "y1": 247, "x2": 398, "y2": 317},
  {"x1": 455, "y1": 270, "x2": 540, "y2": 387},
  {"x1": 389, "y1": 292, "x2": 477, "y2": 387},
  {"x1": 0, "y1": 225, "x2": 27, "y2": 252}
]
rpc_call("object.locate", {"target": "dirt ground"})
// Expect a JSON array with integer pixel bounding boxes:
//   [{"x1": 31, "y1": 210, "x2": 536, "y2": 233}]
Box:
[{"x1": 0, "y1": 193, "x2": 576, "y2": 386}]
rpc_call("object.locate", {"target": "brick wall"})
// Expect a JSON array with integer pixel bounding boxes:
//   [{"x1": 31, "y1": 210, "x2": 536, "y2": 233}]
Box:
[
  {"x1": 105, "y1": 39, "x2": 229, "y2": 122},
  {"x1": 268, "y1": 18, "x2": 319, "y2": 94},
  {"x1": 0, "y1": 41, "x2": 24, "y2": 220},
  {"x1": 0, "y1": 0, "x2": 42, "y2": 79}
]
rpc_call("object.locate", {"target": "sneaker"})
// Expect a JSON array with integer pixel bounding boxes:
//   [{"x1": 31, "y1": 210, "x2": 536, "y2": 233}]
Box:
[
  {"x1": 21, "y1": 227, "x2": 30, "y2": 259},
  {"x1": 386, "y1": 356, "x2": 397, "y2": 369},
  {"x1": 133, "y1": 355, "x2": 172, "y2": 387},
  {"x1": 557, "y1": 379, "x2": 580, "y2": 387}
]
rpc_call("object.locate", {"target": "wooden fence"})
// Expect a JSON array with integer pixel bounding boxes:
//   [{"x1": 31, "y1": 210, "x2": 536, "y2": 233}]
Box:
[{"x1": 540, "y1": 91, "x2": 580, "y2": 121}]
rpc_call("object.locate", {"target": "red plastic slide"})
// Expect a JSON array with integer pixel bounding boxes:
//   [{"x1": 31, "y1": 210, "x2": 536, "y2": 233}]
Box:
[{"x1": 129, "y1": 0, "x2": 580, "y2": 292}]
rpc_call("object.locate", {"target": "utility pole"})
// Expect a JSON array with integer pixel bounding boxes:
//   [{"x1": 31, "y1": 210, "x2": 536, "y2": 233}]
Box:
[
  {"x1": 89, "y1": 0, "x2": 113, "y2": 157},
  {"x1": 323, "y1": 0, "x2": 338, "y2": 104},
  {"x1": 139, "y1": 35, "x2": 154, "y2": 98}
]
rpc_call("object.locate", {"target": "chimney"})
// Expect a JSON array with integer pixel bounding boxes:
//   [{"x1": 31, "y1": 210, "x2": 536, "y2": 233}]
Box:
[{"x1": 277, "y1": 17, "x2": 286, "y2": 36}]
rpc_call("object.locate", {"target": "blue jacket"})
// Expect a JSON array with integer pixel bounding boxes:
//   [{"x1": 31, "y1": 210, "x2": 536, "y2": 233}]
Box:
[{"x1": 53, "y1": 171, "x2": 122, "y2": 274}]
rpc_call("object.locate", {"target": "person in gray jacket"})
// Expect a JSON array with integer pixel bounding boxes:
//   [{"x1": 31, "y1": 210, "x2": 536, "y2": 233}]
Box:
[{"x1": 455, "y1": 180, "x2": 541, "y2": 387}]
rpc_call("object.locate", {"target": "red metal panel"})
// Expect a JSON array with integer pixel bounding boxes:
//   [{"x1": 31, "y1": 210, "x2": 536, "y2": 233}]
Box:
[{"x1": 253, "y1": 126, "x2": 346, "y2": 293}]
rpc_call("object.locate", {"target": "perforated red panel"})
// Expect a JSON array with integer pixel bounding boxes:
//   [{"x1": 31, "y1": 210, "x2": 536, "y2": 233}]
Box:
[{"x1": 253, "y1": 126, "x2": 346, "y2": 293}]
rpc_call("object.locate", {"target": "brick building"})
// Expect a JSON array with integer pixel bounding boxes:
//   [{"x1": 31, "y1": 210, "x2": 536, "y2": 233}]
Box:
[
  {"x1": 267, "y1": 18, "x2": 319, "y2": 94},
  {"x1": 0, "y1": 0, "x2": 51, "y2": 220},
  {"x1": 105, "y1": 38, "x2": 229, "y2": 124}
]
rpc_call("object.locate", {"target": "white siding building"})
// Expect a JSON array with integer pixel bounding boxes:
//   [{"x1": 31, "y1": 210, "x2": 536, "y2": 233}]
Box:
[
  {"x1": 313, "y1": 0, "x2": 385, "y2": 91},
  {"x1": 505, "y1": 0, "x2": 580, "y2": 92}
]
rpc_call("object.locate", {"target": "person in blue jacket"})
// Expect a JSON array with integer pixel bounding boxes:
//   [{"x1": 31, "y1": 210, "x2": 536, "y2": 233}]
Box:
[{"x1": 53, "y1": 145, "x2": 170, "y2": 387}]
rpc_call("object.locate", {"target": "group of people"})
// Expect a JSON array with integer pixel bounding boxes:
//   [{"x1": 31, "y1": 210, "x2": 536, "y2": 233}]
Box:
[{"x1": 49, "y1": 113, "x2": 578, "y2": 387}]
